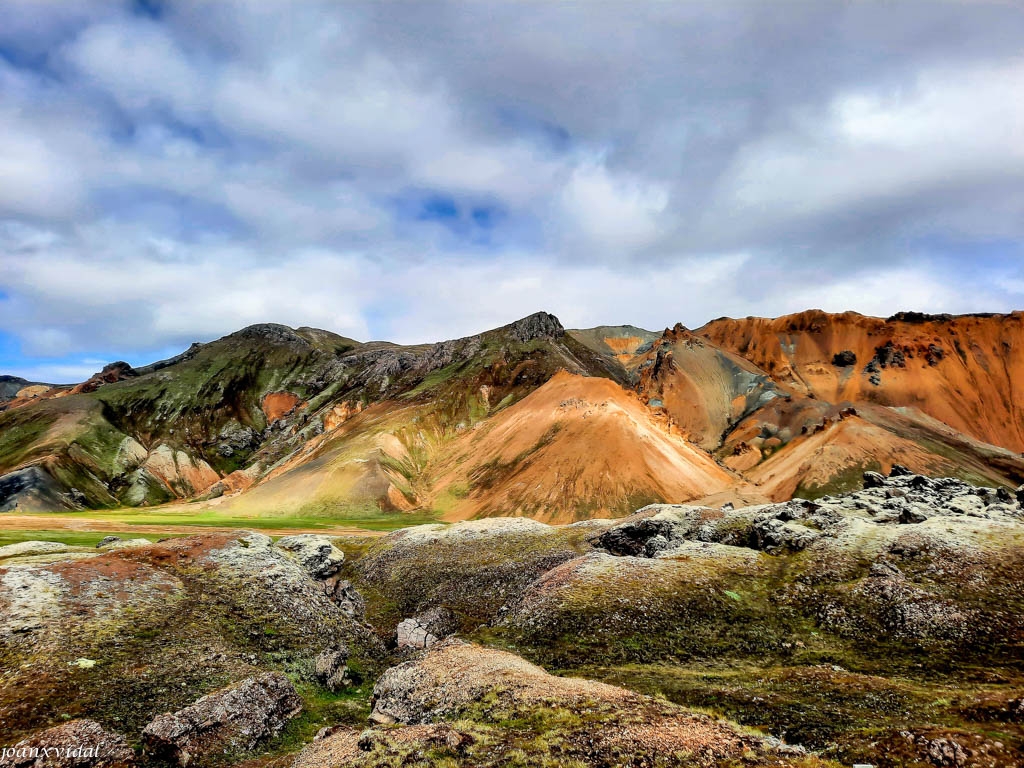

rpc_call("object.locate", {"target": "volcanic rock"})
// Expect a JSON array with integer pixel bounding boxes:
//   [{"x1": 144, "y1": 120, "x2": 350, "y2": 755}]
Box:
[
  {"x1": 274, "y1": 534, "x2": 345, "y2": 579},
  {"x1": 142, "y1": 672, "x2": 302, "y2": 766},
  {"x1": 314, "y1": 647, "x2": 352, "y2": 691},
  {"x1": 0, "y1": 719, "x2": 135, "y2": 767}
]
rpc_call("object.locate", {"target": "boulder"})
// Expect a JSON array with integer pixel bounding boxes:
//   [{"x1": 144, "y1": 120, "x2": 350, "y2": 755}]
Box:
[
  {"x1": 314, "y1": 647, "x2": 352, "y2": 691},
  {"x1": 397, "y1": 617, "x2": 439, "y2": 650},
  {"x1": 368, "y1": 640, "x2": 785, "y2": 764},
  {"x1": 395, "y1": 606, "x2": 456, "y2": 651},
  {"x1": 274, "y1": 534, "x2": 344, "y2": 579},
  {"x1": 324, "y1": 578, "x2": 366, "y2": 619},
  {"x1": 142, "y1": 672, "x2": 302, "y2": 766},
  {"x1": 832, "y1": 350, "x2": 857, "y2": 367},
  {"x1": 0, "y1": 719, "x2": 135, "y2": 767},
  {"x1": 863, "y1": 471, "x2": 886, "y2": 489},
  {"x1": 0, "y1": 541, "x2": 69, "y2": 559},
  {"x1": 750, "y1": 517, "x2": 820, "y2": 552},
  {"x1": 898, "y1": 507, "x2": 929, "y2": 525}
]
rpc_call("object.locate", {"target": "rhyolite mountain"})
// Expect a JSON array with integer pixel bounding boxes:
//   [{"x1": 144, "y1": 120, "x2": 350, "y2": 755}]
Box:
[{"x1": 2, "y1": 310, "x2": 1023, "y2": 519}]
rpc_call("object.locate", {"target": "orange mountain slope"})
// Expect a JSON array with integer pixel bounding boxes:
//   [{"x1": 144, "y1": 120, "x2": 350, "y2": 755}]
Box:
[
  {"x1": 629, "y1": 324, "x2": 784, "y2": 450},
  {"x1": 428, "y1": 371, "x2": 737, "y2": 524},
  {"x1": 699, "y1": 310, "x2": 1024, "y2": 452},
  {"x1": 3, "y1": 310, "x2": 1024, "y2": 521}
]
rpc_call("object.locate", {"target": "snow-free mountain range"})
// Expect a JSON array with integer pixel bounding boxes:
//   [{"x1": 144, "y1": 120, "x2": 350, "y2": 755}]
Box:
[{"x1": 3, "y1": 309, "x2": 1023, "y2": 519}]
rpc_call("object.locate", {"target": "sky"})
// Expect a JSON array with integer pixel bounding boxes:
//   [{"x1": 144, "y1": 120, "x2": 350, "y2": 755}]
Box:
[{"x1": 2, "y1": 0, "x2": 1024, "y2": 382}]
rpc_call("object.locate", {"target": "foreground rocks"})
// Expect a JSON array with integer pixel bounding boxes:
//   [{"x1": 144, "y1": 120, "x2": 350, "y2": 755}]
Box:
[
  {"x1": 365, "y1": 639, "x2": 802, "y2": 766},
  {"x1": 1, "y1": 470, "x2": 1023, "y2": 767},
  {"x1": 0, "y1": 720, "x2": 134, "y2": 768},
  {"x1": 142, "y1": 673, "x2": 302, "y2": 766},
  {"x1": 285, "y1": 638, "x2": 812, "y2": 767},
  {"x1": 0, "y1": 530, "x2": 381, "y2": 748}
]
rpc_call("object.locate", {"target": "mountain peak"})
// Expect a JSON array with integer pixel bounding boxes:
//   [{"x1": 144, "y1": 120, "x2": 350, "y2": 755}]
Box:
[
  {"x1": 504, "y1": 312, "x2": 564, "y2": 342},
  {"x1": 228, "y1": 323, "x2": 310, "y2": 347}
]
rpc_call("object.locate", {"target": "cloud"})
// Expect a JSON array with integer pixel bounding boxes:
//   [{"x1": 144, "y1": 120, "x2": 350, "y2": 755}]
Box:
[
  {"x1": 0, "y1": 1, "x2": 1023, "y2": 377},
  {"x1": 716, "y1": 58, "x2": 1024, "y2": 243}
]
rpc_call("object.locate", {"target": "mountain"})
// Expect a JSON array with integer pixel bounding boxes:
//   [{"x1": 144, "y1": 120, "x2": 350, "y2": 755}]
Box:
[
  {"x1": 1, "y1": 309, "x2": 1023, "y2": 517},
  {"x1": 700, "y1": 309, "x2": 1024, "y2": 451}
]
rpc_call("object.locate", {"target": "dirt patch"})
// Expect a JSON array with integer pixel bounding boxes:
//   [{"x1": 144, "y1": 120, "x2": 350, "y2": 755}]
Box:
[{"x1": 261, "y1": 391, "x2": 303, "y2": 423}]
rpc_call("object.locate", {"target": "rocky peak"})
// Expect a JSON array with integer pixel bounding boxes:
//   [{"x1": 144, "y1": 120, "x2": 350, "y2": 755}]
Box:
[
  {"x1": 505, "y1": 312, "x2": 564, "y2": 342},
  {"x1": 100, "y1": 361, "x2": 138, "y2": 379},
  {"x1": 229, "y1": 323, "x2": 311, "y2": 347}
]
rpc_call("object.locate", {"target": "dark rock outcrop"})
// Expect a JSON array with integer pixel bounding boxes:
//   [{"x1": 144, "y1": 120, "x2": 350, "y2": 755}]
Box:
[{"x1": 506, "y1": 312, "x2": 564, "y2": 342}]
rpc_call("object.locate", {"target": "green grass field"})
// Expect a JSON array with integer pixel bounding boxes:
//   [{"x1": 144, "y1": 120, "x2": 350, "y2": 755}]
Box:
[{"x1": 0, "y1": 505, "x2": 442, "y2": 548}]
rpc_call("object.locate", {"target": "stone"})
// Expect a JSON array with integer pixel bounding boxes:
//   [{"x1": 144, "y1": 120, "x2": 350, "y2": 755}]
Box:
[
  {"x1": 869, "y1": 560, "x2": 902, "y2": 578},
  {"x1": 397, "y1": 618, "x2": 439, "y2": 650},
  {"x1": 96, "y1": 536, "x2": 121, "y2": 548},
  {"x1": 142, "y1": 672, "x2": 302, "y2": 766},
  {"x1": 314, "y1": 647, "x2": 352, "y2": 691},
  {"x1": 863, "y1": 471, "x2": 886, "y2": 489},
  {"x1": 643, "y1": 533, "x2": 670, "y2": 556},
  {"x1": 0, "y1": 541, "x2": 69, "y2": 559},
  {"x1": 750, "y1": 517, "x2": 820, "y2": 552},
  {"x1": 915, "y1": 735, "x2": 969, "y2": 767},
  {"x1": 889, "y1": 464, "x2": 914, "y2": 477},
  {"x1": 832, "y1": 350, "x2": 857, "y2": 367},
  {"x1": 0, "y1": 719, "x2": 135, "y2": 767},
  {"x1": 274, "y1": 534, "x2": 344, "y2": 579},
  {"x1": 325, "y1": 578, "x2": 366, "y2": 619},
  {"x1": 899, "y1": 507, "x2": 929, "y2": 525}
]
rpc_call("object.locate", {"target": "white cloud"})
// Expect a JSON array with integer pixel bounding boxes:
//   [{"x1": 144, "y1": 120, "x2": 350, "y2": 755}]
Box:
[
  {"x1": 61, "y1": 19, "x2": 205, "y2": 117},
  {"x1": 718, "y1": 58, "x2": 1024, "y2": 233},
  {"x1": 558, "y1": 161, "x2": 669, "y2": 254},
  {"x1": 1, "y1": 1, "x2": 1024, "y2": 376}
]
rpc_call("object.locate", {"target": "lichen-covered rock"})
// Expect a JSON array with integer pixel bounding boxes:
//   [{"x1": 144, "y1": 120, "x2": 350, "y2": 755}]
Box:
[
  {"x1": 290, "y1": 726, "x2": 361, "y2": 768},
  {"x1": 274, "y1": 534, "x2": 345, "y2": 579},
  {"x1": 396, "y1": 606, "x2": 456, "y2": 650},
  {"x1": 314, "y1": 648, "x2": 352, "y2": 691},
  {"x1": 323, "y1": 578, "x2": 366, "y2": 619},
  {"x1": 0, "y1": 541, "x2": 69, "y2": 559},
  {"x1": 396, "y1": 618, "x2": 437, "y2": 650},
  {"x1": 0, "y1": 530, "x2": 384, "y2": 745},
  {"x1": 142, "y1": 672, "x2": 302, "y2": 766},
  {"x1": 369, "y1": 639, "x2": 795, "y2": 765},
  {"x1": 0, "y1": 719, "x2": 135, "y2": 767}
]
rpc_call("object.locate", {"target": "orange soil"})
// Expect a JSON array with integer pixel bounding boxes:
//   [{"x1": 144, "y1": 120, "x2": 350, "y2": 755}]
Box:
[
  {"x1": 602, "y1": 335, "x2": 647, "y2": 364},
  {"x1": 431, "y1": 371, "x2": 736, "y2": 524},
  {"x1": 634, "y1": 327, "x2": 778, "y2": 449},
  {"x1": 700, "y1": 310, "x2": 1024, "y2": 452},
  {"x1": 324, "y1": 401, "x2": 363, "y2": 431},
  {"x1": 261, "y1": 391, "x2": 303, "y2": 422}
]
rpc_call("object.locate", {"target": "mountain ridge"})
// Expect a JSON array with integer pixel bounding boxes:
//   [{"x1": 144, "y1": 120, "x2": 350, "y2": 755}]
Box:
[{"x1": 1, "y1": 308, "x2": 1022, "y2": 518}]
